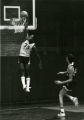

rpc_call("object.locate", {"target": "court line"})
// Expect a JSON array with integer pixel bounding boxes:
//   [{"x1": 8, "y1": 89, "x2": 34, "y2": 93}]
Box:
[
  {"x1": 41, "y1": 106, "x2": 84, "y2": 113},
  {"x1": 1, "y1": 105, "x2": 84, "y2": 114}
]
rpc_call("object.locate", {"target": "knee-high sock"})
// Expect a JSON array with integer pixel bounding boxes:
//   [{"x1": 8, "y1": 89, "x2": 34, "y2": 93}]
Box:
[
  {"x1": 60, "y1": 107, "x2": 65, "y2": 113},
  {"x1": 21, "y1": 76, "x2": 26, "y2": 89},
  {"x1": 26, "y1": 77, "x2": 30, "y2": 92}
]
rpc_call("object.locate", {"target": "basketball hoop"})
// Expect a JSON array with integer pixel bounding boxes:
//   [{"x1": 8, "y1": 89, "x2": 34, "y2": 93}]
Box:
[
  {"x1": 10, "y1": 17, "x2": 26, "y2": 33},
  {"x1": 10, "y1": 10, "x2": 29, "y2": 33}
]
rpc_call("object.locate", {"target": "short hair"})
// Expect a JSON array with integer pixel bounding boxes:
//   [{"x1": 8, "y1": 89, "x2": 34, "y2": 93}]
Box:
[{"x1": 67, "y1": 54, "x2": 75, "y2": 63}]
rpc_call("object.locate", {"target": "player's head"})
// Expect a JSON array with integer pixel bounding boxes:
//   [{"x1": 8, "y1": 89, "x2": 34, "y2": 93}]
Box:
[
  {"x1": 20, "y1": 11, "x2": 28, "y2": 18},
  {"x1": 66, "y1": 54, "x2": 75, "y2": 63}
]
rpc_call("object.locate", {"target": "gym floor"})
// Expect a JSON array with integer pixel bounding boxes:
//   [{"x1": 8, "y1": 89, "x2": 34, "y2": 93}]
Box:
[{"x1": 0, "y1": 104, "x2": 84, "y2": 120}]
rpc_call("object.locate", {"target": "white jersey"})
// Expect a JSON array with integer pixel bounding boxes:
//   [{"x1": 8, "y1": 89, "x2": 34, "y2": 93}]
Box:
[{"x1": 19, "y1": 40, "x2": 35, "y2": 57}]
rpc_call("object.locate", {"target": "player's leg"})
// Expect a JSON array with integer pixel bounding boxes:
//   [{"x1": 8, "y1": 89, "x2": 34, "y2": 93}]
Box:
[
  {"x1": 65, "y1": 94, "x2": 79, "y2": 107},
  {"x1": 58, "y1": 87, "x2": 67, "y2": 117},
  {"x1": 64, "y1": 84, "x2": 79, "y2": 107},
  {"x1": 25, "y1": 62, "x2": 31, "y2": 92},
  {"x1": 19, "y1": 63, "x2": 26, "y2": 90}
]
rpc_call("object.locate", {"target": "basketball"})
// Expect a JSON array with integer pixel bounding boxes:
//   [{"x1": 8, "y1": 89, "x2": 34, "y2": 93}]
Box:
[{"x1": 20, "y1": 11, "x2": 28, "y2": 18}]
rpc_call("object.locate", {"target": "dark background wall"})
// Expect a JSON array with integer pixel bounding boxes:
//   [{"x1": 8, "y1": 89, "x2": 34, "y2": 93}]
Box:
[{"x1": 1, "y1": 0, "x2": 84, "y2": 106}]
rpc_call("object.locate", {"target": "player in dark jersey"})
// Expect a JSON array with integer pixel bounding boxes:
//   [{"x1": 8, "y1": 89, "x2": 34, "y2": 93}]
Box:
[
  {"x1": 18, "y1": 34, "x2": 42, "y2": 92},
  {"x1": 54, "y1": 54, "x2": 79, "y2": 117}
]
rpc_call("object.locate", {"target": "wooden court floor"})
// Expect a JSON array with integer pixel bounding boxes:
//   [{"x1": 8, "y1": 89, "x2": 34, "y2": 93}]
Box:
[{"x1": 0, "y1": 104, "x2": 84, "y2": 120}]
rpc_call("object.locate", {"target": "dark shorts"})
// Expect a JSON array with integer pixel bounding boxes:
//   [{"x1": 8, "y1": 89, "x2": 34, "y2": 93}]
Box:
[{"x1": 18, "y1": 56, "x2": 30, "y2": 64}]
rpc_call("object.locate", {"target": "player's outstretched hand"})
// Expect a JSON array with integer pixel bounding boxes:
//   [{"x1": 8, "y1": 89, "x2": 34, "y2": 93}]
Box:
[
  {"x1": 57, "y1": 72, "x2": 64, "y2": 75},
  {"x1": 54, "y1": 80, "x2": 63, "y2": 85}
]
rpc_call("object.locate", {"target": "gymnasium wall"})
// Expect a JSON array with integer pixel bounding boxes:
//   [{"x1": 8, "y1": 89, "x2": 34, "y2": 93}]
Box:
[{"x1": 1, "y1": 0, "x2": 84, "y2": 106}]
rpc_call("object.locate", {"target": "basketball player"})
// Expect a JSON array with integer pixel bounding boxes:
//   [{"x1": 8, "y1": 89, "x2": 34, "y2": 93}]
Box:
[
  {"x1": 10, "y1": 11, "x2": 39, "y2": 92},
  {"x1": 18, "y1": 34, "x2": 42, "y2": 92},
  {"x1": 54, "y1": 54, "x2": 79, "y2": 117}
]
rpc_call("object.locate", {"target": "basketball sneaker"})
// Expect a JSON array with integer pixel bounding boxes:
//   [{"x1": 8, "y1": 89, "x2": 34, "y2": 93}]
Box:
[
  {"x1": 73, "y1": 97, "x2": 79, "y2": 107},
  {"x1": 57, "y1": 112, "x2": 66, "y2": 117}
]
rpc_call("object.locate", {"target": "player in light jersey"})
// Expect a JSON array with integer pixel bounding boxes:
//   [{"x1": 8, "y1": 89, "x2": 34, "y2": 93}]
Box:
[
  {"x1": 19, "y1": 34, "x2": 42, "y2": 92},
  {"x1": 54, "y1": 54, "x2": 79, "y2": 117}
]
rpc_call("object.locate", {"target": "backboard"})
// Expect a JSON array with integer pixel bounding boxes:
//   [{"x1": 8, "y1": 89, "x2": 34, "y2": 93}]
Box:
[{"x1": 0, "y1": 0, "x2": 37, "y2": 30}]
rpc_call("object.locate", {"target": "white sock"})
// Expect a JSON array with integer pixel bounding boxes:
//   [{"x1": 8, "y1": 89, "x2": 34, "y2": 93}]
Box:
[
  {"x1": 26, "y1": 77, "x2": 31, "y2": 92},
  {"x1": 21, "y1": 76, "x2": 26, "y2": 89},
  {"x1": 60, "y1": 108, "x2": 65, "y2": 113}
]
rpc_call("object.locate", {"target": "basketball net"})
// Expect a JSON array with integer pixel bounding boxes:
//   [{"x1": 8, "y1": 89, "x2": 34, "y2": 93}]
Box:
[{"x1": 10, "y1": 17, "x2": 26, "y2": 33}]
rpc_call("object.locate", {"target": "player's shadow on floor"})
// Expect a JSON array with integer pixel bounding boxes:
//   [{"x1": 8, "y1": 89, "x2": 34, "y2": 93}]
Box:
[{"x1": 45, "y1": 116, "x2": 66, "y2": 120}]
